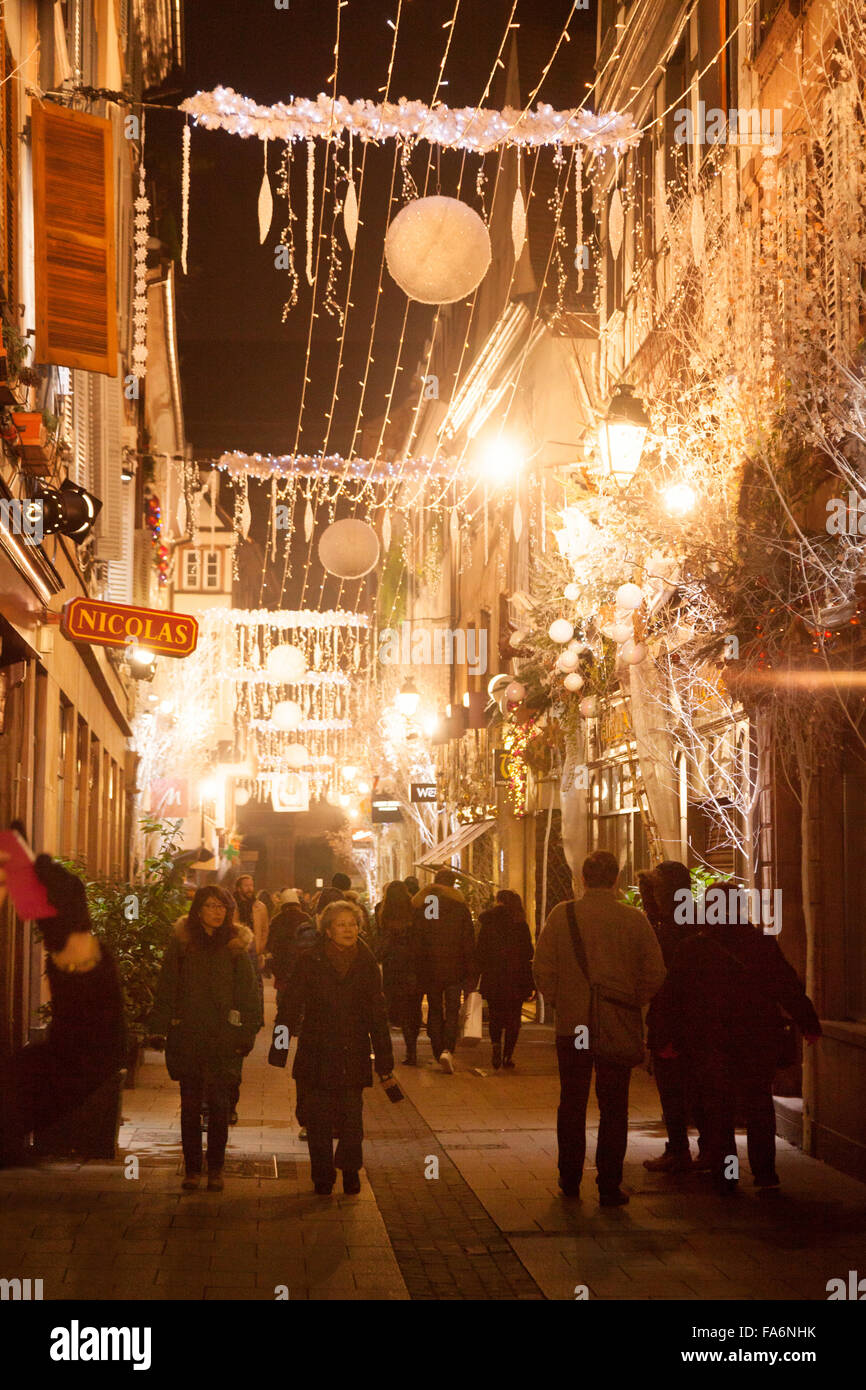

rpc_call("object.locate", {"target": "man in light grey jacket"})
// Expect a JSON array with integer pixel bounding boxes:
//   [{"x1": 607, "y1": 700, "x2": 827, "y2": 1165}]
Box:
[{"x1": 534, "y1": 850, "x2": 666, "y2": 1206}]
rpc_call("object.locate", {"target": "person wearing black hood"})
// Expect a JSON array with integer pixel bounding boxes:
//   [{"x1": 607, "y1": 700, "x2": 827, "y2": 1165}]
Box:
[
  {"x1": 640, "y1": 861, "x2": 707, "y2": 1173},
  {"x1": 649, "y1": 881, "x2": 821, "y2": 1195},
  {"x1": 477, "y1": 889, "x2": 535, "y2": 1069},
  {"x1": 0, "y1": 851, "x2": 126, "y2": 1165}
]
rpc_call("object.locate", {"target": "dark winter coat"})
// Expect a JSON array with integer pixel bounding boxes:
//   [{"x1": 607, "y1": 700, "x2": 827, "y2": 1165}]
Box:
[
  {"x1": 266, "y1": 904, "x2": 318, "y2": 987},
  {"x1": 476, "y1": 905, "x2": 534, "y2": 1006},
  {"x1": 149, "y1": 917, "x2": 262, "y2": 1082},
  {"x1": 647, "y1": 921, "x2": 821, "y2": 1063},
  {"x1": 376, "y1": 904, "x2": 417, "y2": 1010},
  {"x1": 45, "y1": 947, "x2": 127, "y2": 1093},
  {"x1": 409, "y1": 884, "x2": 477, "y2": 989},
  {"x1": 271, "y1": 937, "x2": 393, "y2": 1091}
]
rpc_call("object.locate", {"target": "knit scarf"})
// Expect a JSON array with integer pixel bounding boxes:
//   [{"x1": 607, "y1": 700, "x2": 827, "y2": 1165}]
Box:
[{"x1": 324, "y1": 937, "x2": 358, "y2": 979}]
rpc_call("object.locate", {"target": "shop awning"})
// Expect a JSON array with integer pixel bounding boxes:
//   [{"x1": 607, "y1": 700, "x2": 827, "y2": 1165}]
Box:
[{"x1": 415, "y1": 818, "x2": 495, "y2": 869}]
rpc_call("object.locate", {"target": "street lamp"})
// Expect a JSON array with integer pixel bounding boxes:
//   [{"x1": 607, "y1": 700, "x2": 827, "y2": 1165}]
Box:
[
  {"x1": 598, "y1": 384, "x2": 650, "y2": 486},
  {"x1": 396, "y1": 677, "x2": 420, "y2": 717}
]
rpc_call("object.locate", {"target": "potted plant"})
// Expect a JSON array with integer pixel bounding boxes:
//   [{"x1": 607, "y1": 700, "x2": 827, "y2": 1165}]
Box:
[{"x1": 62, "y1": 817, "x2": 191, "y2": 1086}]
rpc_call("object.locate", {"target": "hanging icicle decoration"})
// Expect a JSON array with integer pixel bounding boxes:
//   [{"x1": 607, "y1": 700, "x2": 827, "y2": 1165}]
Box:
[
  {"x1": 304, "y1": 492, "x2": 314, "y2": 542},
  {"x1": 258, "y1": 138, "x2": 274, "y2": 244},
  {"x1": 608, "y1": 184, "x2": 624, "y2": 261},
  {"x1": 511, "y1": 149, "x2": 526, "y2": 262},
  {"x1": 305, "y1": 138, "x2": 315, "y2": 287},
  {"x1": 343, "y1": 130, "x2": 358, "y2": 250},
  {"x1": 449, "y1": 505, "x2": 459, "y2": 541},
  {"x1": 270, "y1": 477, "x2": 278, "y2": 561},
  {"x1": 240, "y1": 481, "x2": 252, "y2": 540},
  {"x1": 180, "y1": 120, "x2": 191, "y2": 275},
  {"x1": 574, "y1": 152, "x2": 584, "y2": 292},
  {"x1": 132, "y1": 114, "x2": 150, "y2": 379},
  {"x1": 513, "y1": 497, "x2": 523, "y2": 543},
  {"x1": 278, "y1": 143, "x2": 299, "y2": 319},
  {"x1": 381, "y1": 509, "x2": 391, "y2": 554},
  {"x1": 399, "y1": 135, "x2": 419, "y2": 203},
  {"x1": 323, "y1": 139, "x2": 345, "y2": 328}
]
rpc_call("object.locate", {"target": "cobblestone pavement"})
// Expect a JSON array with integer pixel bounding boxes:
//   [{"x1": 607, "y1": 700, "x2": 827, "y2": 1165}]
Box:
[{"x1": 1, "y1": 989, "x2": 864, "y2": 1302}]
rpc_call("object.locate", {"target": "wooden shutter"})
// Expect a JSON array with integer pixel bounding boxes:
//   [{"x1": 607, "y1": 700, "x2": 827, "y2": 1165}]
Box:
[
  {"x1": 33, "y1": 103, "x2": 117, "y2": 376},
  {"x1": 91, "y1": 360, "x2": 124, "y2": 560}
]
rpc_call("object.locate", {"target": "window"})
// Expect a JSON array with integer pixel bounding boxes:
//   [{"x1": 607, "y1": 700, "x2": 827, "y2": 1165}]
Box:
[
  {"x1": 203, "y1": 550, "x2": 221, "y2": 590},
  {"x1": 183, "y1": 550, "x2": 200, "y2": 589}
]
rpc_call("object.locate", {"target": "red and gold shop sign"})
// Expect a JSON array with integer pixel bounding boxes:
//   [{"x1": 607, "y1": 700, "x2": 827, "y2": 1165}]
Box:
[{"x1": 60, "y1": 597, "x2": 199, "y2": 657}]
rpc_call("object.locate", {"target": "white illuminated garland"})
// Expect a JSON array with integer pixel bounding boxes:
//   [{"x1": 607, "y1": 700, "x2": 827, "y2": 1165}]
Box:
[
  {"x1": 216, "y1": 449, "x2": 460, "y2": 482},
  {"x1": 250, "y1": 718, "x2": 352, "y2": 733},
  {"x1": 180, "y1": 87, "x2": 639, "y2": 154},
  {"x1": 210, "y1": 607, "x2": 370, "y2": 630}
]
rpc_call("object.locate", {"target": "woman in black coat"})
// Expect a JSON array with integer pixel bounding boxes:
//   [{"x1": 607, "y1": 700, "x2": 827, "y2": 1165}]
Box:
[
  {"x1": 0, "y1": 854, "x2": 126, "y2": 1165},
  {"x1": 270, "y1": 899, "x2": 394, "y2": 1195},
  {"x1": 476, "y1": 889, "x2": 535, "y2": 1070},
  {"x1": 649, "y1": 881, "x2": 821, "y2": 1195},
  {"x1": 376, "y1": 879, "x2": 421, "y2": 1064},
  {"x1": 149, "y1": 886, "x2": 261, "y2": 1192}
]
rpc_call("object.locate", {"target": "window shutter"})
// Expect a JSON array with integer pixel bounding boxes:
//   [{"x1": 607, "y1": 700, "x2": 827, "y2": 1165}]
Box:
[
  {"x1": 33, "y1": 103, "x2": 117, "y2": 376},
  {"x1": 90, "y1": 361, "x2": 124, "y2": 561},
  {"x1": 71, "y1": 368, "x2": 92, "y2": 490},
  {"x1": 106, "y1": 477, "x2": 134, "y2": 603}
]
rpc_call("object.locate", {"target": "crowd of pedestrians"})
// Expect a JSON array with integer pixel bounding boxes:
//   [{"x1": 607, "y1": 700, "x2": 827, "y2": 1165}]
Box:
[{"x1": 0, "y1": 845, "x2": 820, "y2": 1212}]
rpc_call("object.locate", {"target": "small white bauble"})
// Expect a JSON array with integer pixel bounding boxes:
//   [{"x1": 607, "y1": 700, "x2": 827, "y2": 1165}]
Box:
[
  {"x1": 609, "y1": 622, "x2": 634, "y2": 644},
  {"x1": 266, "y1": 644, "x2": 307, "y2": 681},
  {"x1": 504, "y1": 680, "x2": 527, "y2": 704},
  {"x1": 621, "y1": 640, "x2": 648, "y2": 665},
  {"x1": 548, "y1": 618, "x2": 575, "y2": 645},
  {"x1": 284, "y1": 744, "x2": 309, "y2": 769},
  {"x1": 615, "y1": 582, "x2": 644, "y2": 611},
  {"x1": 234, "y1": 787, "x2": 250, "y2": 807},
  {"x1": 564, "y1": 583, "x2": 580, "y2": 602},
  {"x1": 578, "y1": 695, "x2": 598, "y2": 718},
  {"x1": 563, "y1": 672, "x2": 584, "y2": 693},
  {"x1": 556, "y1": 649, "x2": 580, "y2": 673},
  {"x1": 272, "y1": 699, "x2": 302, "y2": 731},
  {"x1": 318, "y1": 518, "x2": 380, "y2": 578},
  {"x1": 385, "y1": 196, "x2": 492, "y2": 304}
]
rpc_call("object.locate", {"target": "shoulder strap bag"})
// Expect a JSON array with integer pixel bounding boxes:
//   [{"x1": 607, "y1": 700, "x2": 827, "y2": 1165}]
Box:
[{"x1": 565, "y1": 900, "x2": 646, "y2": 1068}]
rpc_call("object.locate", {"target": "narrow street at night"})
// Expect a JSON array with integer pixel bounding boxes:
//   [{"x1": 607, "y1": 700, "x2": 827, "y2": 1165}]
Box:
[{"x1": 1, "y1": 0, "x2": 866, "y2": 1364}]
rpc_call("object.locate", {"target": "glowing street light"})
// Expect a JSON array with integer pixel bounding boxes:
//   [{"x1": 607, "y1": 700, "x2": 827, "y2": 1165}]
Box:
[
  {"x1": 477, "y1": 433, "x2": 523, "y2": 481},
  {"x1": 598, "y1": 384, "x2": 650, "y2": 485},
  {"x1": 396, "y1": 677, "x2": 420, "y2": 717},
  {"x1": 663, "y1": 482, "x2": 697, "y2": 516}
]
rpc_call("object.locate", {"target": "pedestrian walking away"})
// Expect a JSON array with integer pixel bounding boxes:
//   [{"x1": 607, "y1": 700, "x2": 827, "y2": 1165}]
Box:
[
  {"x1": 0, "y1": 851, "x2": 126, "y2": 1166},
  {"x1": 269, "y1": 899, "x2": 394, "y2": 1195},
  {"x1": 376, "y1": 879, "x2": 421, "y2": 1064},
  {"x1": 477, "y1": 889, "x2": 535, "y2": 1070},
  {"x1": 639, "y1": 861, "x2": 708, "y2": 1173},
  {"x1": 410, "y1": 869, "x2": 477, "y2": 1074},
  {"x1": 148, "y1": 887, "x2": 261, "y2": 1191},
  {"x1": 533, "y1": 850, "x2": 666, "y2": 1206},
  {"x1": 648, "y1": 881, "x2": 821, "y2": 1196}
]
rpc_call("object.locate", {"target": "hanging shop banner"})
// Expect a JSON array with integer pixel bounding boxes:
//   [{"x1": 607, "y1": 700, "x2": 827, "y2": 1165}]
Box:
[
  {"x1": 60, "y1": 597, "x2": 199, "y2": 657},
  {"x1": 372, "y1": 797, "x2": 403, "y2": 824},
  {"x1": 410, "y1": 782, "x2": 438, "y2": 804},
  {"x1": 149, "y1": 778, "x2": 189, "y2": 817},
  {"x1": 493, "y1": 749, "x2": 510, "y2": 785}
]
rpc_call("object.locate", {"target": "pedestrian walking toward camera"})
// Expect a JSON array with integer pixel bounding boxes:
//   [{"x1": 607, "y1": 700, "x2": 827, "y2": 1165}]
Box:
[
  {"x1": 410, "y1": 869, "x2": 477, "y2": 1074},
  {"x1": 477, "y1": 889, "x2": 535, "y2": 1070},
  {"x1": 533, "y1": 850, "x2": 666, "y2": 1206},
  {"x1": 649, "y1": 881, "x2": 821, "y2": 1196},
  {"x1": 149, "y1": 887, "x2": 261, "y2": 1192},
  {"x1": 0, "y1": 852, "x2": 126, "y2": 1165},
  {"x1": 639, "y1": 861, "x2": 708, "y2": 1173},
  {"x1": 376, "y1": 879, "x2": 421, "y2": 1064},
  {"x1": 270, "y1": 900, "x2": 394, "y2": 1195}
]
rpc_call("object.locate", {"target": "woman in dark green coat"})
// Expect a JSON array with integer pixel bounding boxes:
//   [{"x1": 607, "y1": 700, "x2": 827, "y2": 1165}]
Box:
[{"x1": 149, "y1": 886, "x2": 261, "y2": 1191}]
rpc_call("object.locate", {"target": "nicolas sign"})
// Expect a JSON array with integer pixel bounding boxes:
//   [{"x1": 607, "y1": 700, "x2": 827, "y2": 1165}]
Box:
[{"x1": 60, "y1": 598, "x2": 199, "y2": 658}]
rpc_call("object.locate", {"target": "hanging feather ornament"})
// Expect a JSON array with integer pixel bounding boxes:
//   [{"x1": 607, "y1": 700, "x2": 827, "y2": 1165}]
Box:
[
  {"x1": 344, "y1": 131, "x2": 358, "y2": 250},
  {"x1": 511, "y1": 151, "x2": 526, "y2": 263},
  {"x1": 574, "y1": 153, "x2": 584, "y2": 292},
  {"x1": 180, "y1": 121, "x2": 191, "y2": 275},
  {"x1": 381, "y1": 509, "x2": 391, "y2": 553},
  {"x1": 608, "y1": 185, "x2": 624, "y2": 262},
  {"x1": 176, "y1": 488, "x2": 187, "y2": 538},
  {"x1": 258, "y1": 138, "x2": 273, "y2": 244},
  {"x1": 513, "y1": 497, "x2": 523, "y2": 543},
  {"x1": 304, "y1": 494, "x2": 314, "y2": 542},
  {"x1": 305, "y1": 138, "x2": 315, "y2": 286},
  {"x1": 240, "y1": 490, "x2": 252, "y2": 540}
]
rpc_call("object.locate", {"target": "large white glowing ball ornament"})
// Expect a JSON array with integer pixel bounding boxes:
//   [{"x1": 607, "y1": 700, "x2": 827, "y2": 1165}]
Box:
[
  {"x1": 385, "y1": 196, "x2": 492, "y2": 305},
  {"x1": 620, "y1": 640, "x2": 648, "y2": 665},
  {"x1": 266, "y1": 644, "x2": 307, "y2": 681},
  {"x1": 556, "y1": 649, "x2": 580, "y2": 674},
  {"x1": 615, "y1": 582, "x2": 644, "y2": 611},
  {"x1": 318, "y1": 518, "x2": 380, "y2": 579},
  {"x1": 273, "y1": 700, "x2": 303, "y2": 731},
  {"x1": 548, "y1": 618, "x2": 575, "y2": 645},
  {"x1": 578, "y1": 695, "x2": 598, "y2": 718},
  {"x1": 563, "y1": 672, "x2": 585, "y2": 693},
  {"x1": 564, "y1": 583, "x2": 580, "y2": 602},
  {"x1": 504, "y1": 680, "x2": 527, "y2": 705},
  {"x1": 284, "y1": 744, "x2": 309, "y2": 769}
]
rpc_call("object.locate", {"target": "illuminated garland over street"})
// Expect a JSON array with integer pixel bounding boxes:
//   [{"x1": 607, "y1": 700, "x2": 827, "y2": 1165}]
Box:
[
  {"x1": 216, "y1": 450, "x2": 460, "y2": 482},
  {"x1": 180, "y1": 87, "x2": 639, "y2": 154}
]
